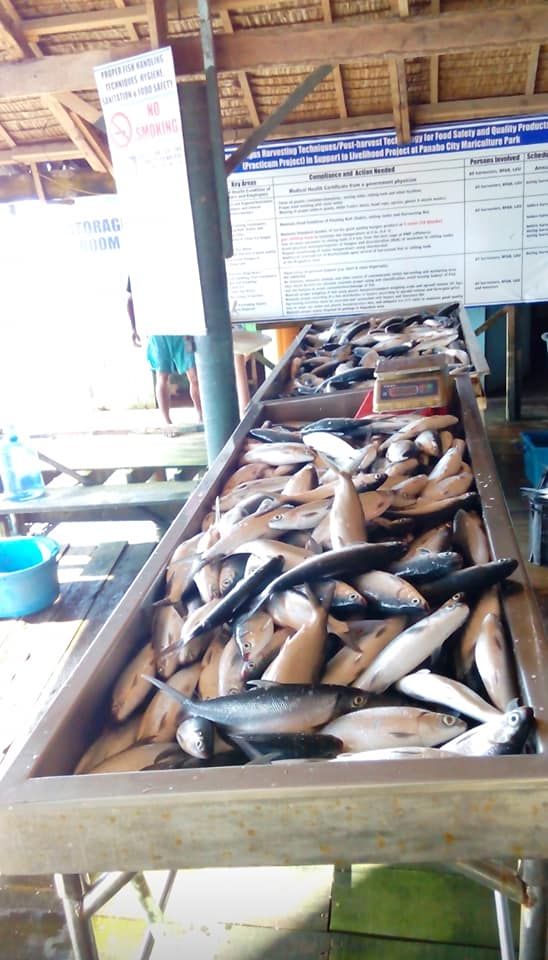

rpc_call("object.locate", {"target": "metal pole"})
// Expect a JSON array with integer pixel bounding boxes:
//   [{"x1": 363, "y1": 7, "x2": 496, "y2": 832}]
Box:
[
  {"x1": 54, "y1": 873, "x2": 99, "y2": 960},
  {"x1": 81, "y1": 871, "x2": 137, "y2": 919},
  {"x1": 136, "y1": 870, "x2": 177, "y2": 960},
  {"x1": 451, "y1": 860, "x2": 527, "y2": 905},
  {"x1": 518, "y1": 860, "x2": 547, "y2": 960},
  {"x1": 178, "y1": 82, "x2": 240, "y2": 464},
  {"x1": 494, "y1": 891, "x2": 516, "y2": 960}
]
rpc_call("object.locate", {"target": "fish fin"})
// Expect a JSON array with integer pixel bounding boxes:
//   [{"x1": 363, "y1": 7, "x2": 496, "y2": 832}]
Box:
[
  {"x1": 148, "y1": 597, "x2": 174, "y2": 609},
  {"x1": 245, "y1": 679, "x2": 281, "y2": 689},
  {"x1": 141, "y1": 674, "x2": 193, "y2": 709}
]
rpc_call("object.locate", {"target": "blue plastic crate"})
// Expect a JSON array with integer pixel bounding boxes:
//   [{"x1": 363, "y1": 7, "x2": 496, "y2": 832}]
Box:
[{"x1": 521, "y1": 431, "x2": 548, "y2": 488}]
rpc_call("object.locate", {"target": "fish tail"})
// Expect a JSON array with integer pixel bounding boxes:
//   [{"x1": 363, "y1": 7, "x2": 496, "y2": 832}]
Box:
[
  {"x1": 141, "y1": 674, "x2": 193, "y2": 709},
  {"x1": 316, "y1": 448, "x2": 365, "y2": 477},
  {"x1": 149, "y1": 597, "x2": 174, "y2": 609}
]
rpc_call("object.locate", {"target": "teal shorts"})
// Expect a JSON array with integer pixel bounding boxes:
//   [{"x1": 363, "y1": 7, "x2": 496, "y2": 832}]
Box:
[{"x1": 146, "y1": 336, "x2": 195, "y2": 375}]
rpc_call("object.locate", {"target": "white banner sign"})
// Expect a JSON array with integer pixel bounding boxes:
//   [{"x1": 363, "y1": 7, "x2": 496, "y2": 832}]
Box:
[
  {"x1": 94, "y1": 48, "x2": 205, "y2": 336},
  {"x1": 225, "y1": 115, "x2": 548, "y2": 320}
]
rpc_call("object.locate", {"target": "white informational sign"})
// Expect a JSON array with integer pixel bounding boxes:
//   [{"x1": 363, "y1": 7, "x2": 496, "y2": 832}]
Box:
[
  {"x1": 225, "y1": 115, "x2": 548, "y2": 320},
  {"x1": 94, "y1": 48, "x2": 205, "y2": 336}
]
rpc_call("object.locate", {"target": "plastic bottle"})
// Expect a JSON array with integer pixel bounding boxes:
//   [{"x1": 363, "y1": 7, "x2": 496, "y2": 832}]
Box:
[{"x1": 0, "y1": 430, "x2": 45, "y2": 501}]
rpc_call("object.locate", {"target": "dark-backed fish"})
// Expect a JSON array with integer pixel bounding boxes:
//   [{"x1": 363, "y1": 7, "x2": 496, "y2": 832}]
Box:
[
  {"x1": 230, "y1": 732, "x2": 344, "y2": 762},
  {"x1": 441, "y1": 706, "x2": 534, "y2": 757},
  {"x1": 141, "y1": 676, "x2": 369, "y2": 734},
  {"x1": 419, "y1": 558, "x2": 518, "y2": 607}
]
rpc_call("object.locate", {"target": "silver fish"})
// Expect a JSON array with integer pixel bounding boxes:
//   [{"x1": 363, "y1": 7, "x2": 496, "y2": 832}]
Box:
[
  {"x1": 396, "y1": 669, "x2": 501, "y2": 723},
  {"x1": 241, "y1": 442, "x2": 313, "y2": 465},
  {"x1": 322, "y1": 618, "x2": 406, "y2": 687},
  {"x1": 321, "y1": 706, "x2": 466, "y2": 752},
  {"x1": 474, "y1": 612, "x2": 518, "y2": 712},
  {"x1": 331, "y1": 746, "x2": 452, "y2": 762},
  {"x1": 357, "y1": 596, "x2": 470, "y2": 693},
  {"x1": 137, "y1": 662, "x2": 202, "y2": 742},
  {"x1": 176, "y1": 716, "x2": 216, "y2": 759},
  {"x1": 352, "y1": 570, "x2": 428, "y2": 616},
  {"x1": 453, "y1": 509, "x2": 491, "y2": 566}
]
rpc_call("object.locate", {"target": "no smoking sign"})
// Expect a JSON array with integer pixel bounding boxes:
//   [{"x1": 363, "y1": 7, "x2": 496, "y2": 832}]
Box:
[{"x1": 110, "y1": 112, "x2": 132, "y2": 148}]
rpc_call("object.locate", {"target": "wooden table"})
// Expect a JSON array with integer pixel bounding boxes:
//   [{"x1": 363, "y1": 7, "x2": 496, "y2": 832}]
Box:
[
  {"x1": 0, "y1": 534, "x2": 155, "y2": 773},
  {"x1": 0, "y1": 430, "x2": 208, "y2": 535}
]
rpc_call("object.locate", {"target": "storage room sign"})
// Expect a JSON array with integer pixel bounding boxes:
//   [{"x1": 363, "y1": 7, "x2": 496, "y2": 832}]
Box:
[{"x1": 225, "y1": 115, "x2": 548, "y2": 320}]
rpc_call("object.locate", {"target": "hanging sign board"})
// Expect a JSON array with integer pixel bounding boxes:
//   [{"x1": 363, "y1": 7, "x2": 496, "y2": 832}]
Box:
[
  {"x1": 225, "y1": 115, "x2": 548, "y2": 320},
  {"x1": 94, "y1": 48, "x2": 206, "y2": 336}
]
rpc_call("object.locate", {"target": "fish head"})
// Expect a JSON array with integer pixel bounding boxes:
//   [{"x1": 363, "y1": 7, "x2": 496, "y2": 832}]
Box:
[
  {"x1": 429, "y1": 711, "x2": 468, "y2": 742},
  {"x1": 336, "y1": 687, "x2": 369, "y2": 715},
  {"x1": 176, "y1": 717, "x2": 215, "y2": 760},
  {"x1": 269, "y1": 504, "x2": 329, "y2": 531},
  {"x1": 492, "y1": 706, "x2": 534, "y2": 747}
]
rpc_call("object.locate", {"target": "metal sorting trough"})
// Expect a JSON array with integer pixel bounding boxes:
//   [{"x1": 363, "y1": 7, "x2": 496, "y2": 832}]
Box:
[
  {"x1": 253, "y1": 301, "x2": 489, "y2": 402},
  {"x1": 0, "y1": 377, "x2": 547, "y2": 880}
]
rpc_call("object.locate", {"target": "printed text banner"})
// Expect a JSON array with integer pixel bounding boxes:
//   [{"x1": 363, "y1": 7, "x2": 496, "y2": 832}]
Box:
[
  {"x1": 94, "y1": 48, "x2": 206, "y2": 336},
  {"x1": 225, "y1": 116, "x2": 548, "y2": 320}
]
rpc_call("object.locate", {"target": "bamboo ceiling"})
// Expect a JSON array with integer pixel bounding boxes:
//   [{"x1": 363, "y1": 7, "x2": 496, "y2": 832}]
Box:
[{"x1": 0, "y1": 0, "x2": 547, "y2": 200}]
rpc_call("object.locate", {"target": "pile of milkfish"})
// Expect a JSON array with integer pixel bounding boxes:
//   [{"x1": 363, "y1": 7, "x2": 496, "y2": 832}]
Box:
[
  {"x1": 285, "y1": 302, "x2": 474, "y2": 396},
  {"x1": 75, "y1": 410, "x2": 535, "y2": 775}
]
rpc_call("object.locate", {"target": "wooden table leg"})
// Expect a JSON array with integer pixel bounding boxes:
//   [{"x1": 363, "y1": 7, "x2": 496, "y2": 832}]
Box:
[{"x1": 233, "y1": 353, "x2": 251, "y2": 418}]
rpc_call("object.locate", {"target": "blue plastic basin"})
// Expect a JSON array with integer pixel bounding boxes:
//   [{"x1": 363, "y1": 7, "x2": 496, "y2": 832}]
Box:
[{"x1": 0, "y1": 535, "x2": 60, "y2": 618}]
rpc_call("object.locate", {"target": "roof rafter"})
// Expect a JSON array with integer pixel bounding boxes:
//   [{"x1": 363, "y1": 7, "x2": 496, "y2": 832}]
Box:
[
  {"x1": 388, "y1": 56, "x2": 410, "y2": 144},
  {"x1": 526, "y1": 43, "x2": 540, "y2": 95},
  {"x1": 55, "y1": 92, "x2": 101, "y2": 125},
  {"x1": 29, "y1": 161, "x2": 46, "y2": 200},
  {"x1": 112, "y1": 0, "x2": 140, "y2": 42},
  {"x1": 0, "y1": 0, "x2": 38, "y2": 57},
  {"x1": 0, "y1": 141, "x2": 81, "y2": 164},
  {"x1": 146, "y1": 0, "x2": 168, "y2": 48},
  {"x1": 238, "y1": 70, "x2": 259, "y2": 127},
  {"x1": 223, "y1": 91, "x2": 548, "y2": 143},
  {"x1": 42, "y1": 95, "x2": 106, "y2": 172},
  {"x1": 1, "y1": 4, "x2": 546, "y2": 95}
]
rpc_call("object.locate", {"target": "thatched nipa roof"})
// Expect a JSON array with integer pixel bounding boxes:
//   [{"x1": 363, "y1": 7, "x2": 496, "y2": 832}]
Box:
[{"x1": 0, "y1": 0, "x2": 546, "y2": 200}]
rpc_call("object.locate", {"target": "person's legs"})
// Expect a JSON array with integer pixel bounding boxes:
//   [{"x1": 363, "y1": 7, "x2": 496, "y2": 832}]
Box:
[
  {"x1": 186, "y1": 364, "x2": 202, "y2": 421},
  {"x1": 154, "y1": 371, "x2": 172, "y2": 425}
]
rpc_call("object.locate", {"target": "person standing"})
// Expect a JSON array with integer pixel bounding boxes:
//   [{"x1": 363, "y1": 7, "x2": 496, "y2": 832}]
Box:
[{"x1": 127, "y1": 280, "x2": 202, "y2": 426}]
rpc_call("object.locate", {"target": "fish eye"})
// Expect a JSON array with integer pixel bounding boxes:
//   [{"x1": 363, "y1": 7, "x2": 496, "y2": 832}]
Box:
[
  {"x1": 347, "y1": 593, "x2": 359, "y2": 601},
  {"x1": 443, "y1": 715, "x2": 459, "y2": 726},
  {"x1": 272, "y1": 513, "x2": 284, "y2": 521},
  {"x1": 411, "y1": 598, "x2": 421, "y2": 605},
  {"x1": 242, "y1": 640, "x2": 252, "y2": 652},
  {"x1": 508, "y1": 711, "x2": 521, "y2": 726},
  {"x1": 352, "y1": 694, "x2": 366, "y2": 707}
]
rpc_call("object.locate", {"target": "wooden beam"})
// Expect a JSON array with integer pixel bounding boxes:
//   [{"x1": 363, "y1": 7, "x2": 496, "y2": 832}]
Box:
[
  {"x1": 146, "y1": 0, "x2": 168, "y2": 48},
  {"x1": 430, "y1": 54, "x2": 439, "y2": 105},
  {"x1": 0, "y1": 0, "x2": 37, "y2": 58},
  {"x1": 0, "y1": 141, "x2": 81, "y2": 164},
  {"x1": 24, "y1": 7, "x2": 148, "y2": 41},
  {"x1": 1, "y1": 4, "x2": 547, "y2": 93},
  {"x1": 388, "y1": 56, "x2": 410, "y2": 143},
  {"x1": 112, "y1": 0, "x2": 140, "y2": 42},
  {"x1": 29, "y1": 162, "x2": 46, "y2": 201},
  {"x1": 320, "y1": 0, "x2": 332, "y2": 23},
  {"x1": 42, "y1": 95, "x2": 106, "y2": 172},
  {"x1": 70, "y1": 113, "x2": 113, "y2": 175},
  {"x1": 0, "y1": 119, "x2": 15, "y2": 146},
  {"x1": 54, "y1": 92, "x2": 101, "y2": 125},
  {"x1": 238, "y1": 70, "x2": 259, "y2": 127},
  {"x1": 333, "y1": 64, "x2": 347, "y2": 119},
  {"x1": 526, "y1": 43, "x2": 540, "y2": 95},
  {"x1": 223, "y1": 91, "x2": 548, "y2": 142},
  {"x1": 0, "y1": 169, "x2": 115, "y2": 202},
  {"x1": 390, "y1": 0, "x2": 409, "y2": 16},
  {"x1": 218, "y1": 9, "x2": 233, "y2": 33}
]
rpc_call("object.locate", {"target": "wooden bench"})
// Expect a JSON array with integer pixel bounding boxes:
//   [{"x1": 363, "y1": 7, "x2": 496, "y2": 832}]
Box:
[{"x1": 0, "y1": 480, "x2": 198, "y2": 533}]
